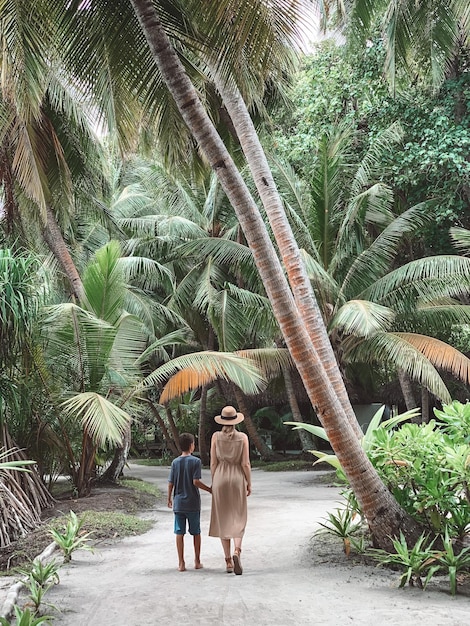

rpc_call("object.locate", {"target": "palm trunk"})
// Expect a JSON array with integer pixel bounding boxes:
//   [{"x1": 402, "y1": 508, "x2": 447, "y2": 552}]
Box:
[
  {"x1": 166, "y1": 407, "x2": 181, "y2": 453},
  {"x1": 421, "y1": 387, "x2": 430, "y2": 423},
  {"x1": 212, "y1": 76, "x2": 362, "y2": 440},
  {"x1": 76, "y1": 430, "x2": 96, "y2": 497},
  {"x1": 130, "y1": 0, "x2": 424, "y2": 549},
  {"x1": 42, "y1": 206, "x2": 84, "y2": 300},
  {"x1": 101, "y1": 422, "x2": 131, "y2": 482},
  {"x1": 198, "y1": 385, "x2": 210, "y2": 466},
  {"x1": 398, "y1": 369, "x2": 418, "y2": 410},
  {"x1": 233, "y1": 387, "x2": 276, "y2": 461},
  {"x1": 147, "y1": 401, "x2": 179, "y2": 456},
  {"x1": 282, "y1": 364, "x2": 315, "y2": 452}
]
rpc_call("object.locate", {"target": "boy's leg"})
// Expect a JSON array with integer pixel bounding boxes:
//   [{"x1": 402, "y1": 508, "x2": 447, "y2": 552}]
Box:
[
  {"x1": 193, "y1": 534, "x2": 202, "y2": 569},
  {"x1": 186, "y1": 511, "x2": 203, "y2": 569},
  {"x1": 174, "y1": 512, "x2": 186, "y2": 571},
  {"x1": 176, "y1": 534, "x2": 186, "y2": 571}
]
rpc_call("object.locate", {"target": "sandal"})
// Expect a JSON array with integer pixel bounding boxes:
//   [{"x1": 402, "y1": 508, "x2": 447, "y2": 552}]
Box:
[
  {"x1": 225, "y1": 557, "x2": 234, "y2": 573},
  {"x1": 233, "y1": 548, "x2": 243, "y2": 575}
]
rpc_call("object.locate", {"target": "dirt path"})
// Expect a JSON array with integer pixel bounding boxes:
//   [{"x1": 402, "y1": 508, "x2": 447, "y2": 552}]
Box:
[{"x1": 40, "y1": 464, "x2": 469, "y2": 625}]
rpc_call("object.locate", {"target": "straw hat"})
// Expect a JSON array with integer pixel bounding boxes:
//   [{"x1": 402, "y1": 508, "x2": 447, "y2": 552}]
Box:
[{"x1": 214, "y1": 405, "x2": 245, "y2": 425}]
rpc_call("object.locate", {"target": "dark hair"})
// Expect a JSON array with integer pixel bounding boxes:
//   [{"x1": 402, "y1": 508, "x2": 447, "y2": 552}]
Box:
[{"x1": 179, "y1": 432, "x2": 195, "y2": 452}]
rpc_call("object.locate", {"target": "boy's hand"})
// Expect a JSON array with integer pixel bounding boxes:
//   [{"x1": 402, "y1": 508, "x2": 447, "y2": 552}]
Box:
[{"x1": 167, "y1": 497, "x2": 172, "y2": 509}]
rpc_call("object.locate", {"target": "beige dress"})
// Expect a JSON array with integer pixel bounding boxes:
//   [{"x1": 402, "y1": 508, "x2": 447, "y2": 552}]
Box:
[{"x1": 209, "y1": 430, "x2": 249, "y2": 539}]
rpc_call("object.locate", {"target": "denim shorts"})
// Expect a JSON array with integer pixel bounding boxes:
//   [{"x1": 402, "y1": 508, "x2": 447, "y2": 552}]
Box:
[{"x1": 174, "y1": 511, "x2": 201, "y2": 536}]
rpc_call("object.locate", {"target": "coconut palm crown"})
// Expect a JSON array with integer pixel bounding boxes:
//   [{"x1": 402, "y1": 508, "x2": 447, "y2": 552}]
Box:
[{"x1": 275, "y1": 122, "x2": 470, "y2": 403}]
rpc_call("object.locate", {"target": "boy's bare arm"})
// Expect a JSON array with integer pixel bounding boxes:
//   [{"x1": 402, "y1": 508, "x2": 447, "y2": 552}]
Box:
[
  {"x1": 193, "y1": 478, "x2": 212, "y2": 493},
  {"x1": 167, "y1": 482, "x2": 174, "y2": 508}
]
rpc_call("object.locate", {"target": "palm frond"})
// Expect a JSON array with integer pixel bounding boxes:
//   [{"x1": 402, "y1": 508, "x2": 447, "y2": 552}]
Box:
[
  {"x1": 82, "y1": 241, "x2": 125, "y2": 324},
  {"x1": 236, "y1": 347, "x2": 293, "y2": 378},
  {"x1": 340, "y1": 202, "x2": 441, "y2": 299},
  {"x1": 348, "y1": 332, "x2": 453, "y2": 402},
  {"x1": 414, "y1": 303, "x2": 470, "y2": 331},
  {"x1": 118, "y1": 256, "x2": 174, "y2": 291},
  {"x1": 136, "y1": 351, "x2": 266, "y2": 403},
  {"x1": 394, "y1": 332, "x2": 470, "y2": 386},
  {"x1": 61, "y1": 392, "x2": 131, "y2": 447},
  {"x1": 450, "y1": 227, "x2": 470, "y2": 254},
  {"x1": 330, "y1": 300, "x2": 396, "y2": 337},
  {"x1": 363, "y1": 255, "x2": 470, "y2": 308},
  {"x1": 301, "y1": 249, "x2": 340, "y2": 311},
  {"x1": 350, "y1": 122, "x2": 403, "y2": 195},
  {"x1": 136, "y1": 329, "x2": 193, "y2": 365}
]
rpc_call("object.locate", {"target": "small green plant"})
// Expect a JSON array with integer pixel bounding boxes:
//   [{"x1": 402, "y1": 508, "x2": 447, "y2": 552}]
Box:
[
  {"x1": 48, "y1": 511, "x2": 93, "y2": 563},
  {"x1": 436, "y1": 530, "x2": 470, "y2": 596},
  {"x1": 0, "y1": 606, "x2": 53, "y2": 625},
  {"x1": 19, "y1": 559, "x2": 61, "y2": 588},
  {"x1": 370, "y1": 532, "x2": 440, "y2": 589},
  {"x1": 316, "y1": 507, "x2": 363, "y2": 556},
  {"x1": 23, "y1": 575, "x2": 58, "y2": 615}
]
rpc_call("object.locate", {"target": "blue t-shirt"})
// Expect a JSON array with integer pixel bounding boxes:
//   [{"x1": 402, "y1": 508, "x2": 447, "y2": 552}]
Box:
[{"x1": 168, "y1": 455, "x2": 202, "y2": 512}]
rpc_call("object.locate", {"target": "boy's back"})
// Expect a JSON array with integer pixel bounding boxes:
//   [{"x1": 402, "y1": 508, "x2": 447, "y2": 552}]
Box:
[{"x1": 169, "y1": 454, "x2": 201, "y2": 512}]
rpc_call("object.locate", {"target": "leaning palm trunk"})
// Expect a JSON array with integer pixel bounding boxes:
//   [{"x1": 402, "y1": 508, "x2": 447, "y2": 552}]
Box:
[
  {"x1": 212, "y1": 76, "x2": 362, "y2": 440},
  {"x1": 42, "y1": 206, "x2": 84, "y2": 301},
  {"x1": 130, "y1": 0, "x2": 423, "y2": 549}
]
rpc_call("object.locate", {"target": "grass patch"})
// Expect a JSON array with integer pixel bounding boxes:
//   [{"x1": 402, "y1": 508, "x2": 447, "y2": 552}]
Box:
[
  {"x1": 119, "y1": 478, "x2": 160, "y2": 497},
  {"x1": 253, "y1": 459, "x2": 315, "y2": 471},
  {"x1": 128, "y1": 457, "x2": 172, "y2": 466},
  {"x1": 48, "y1": 510, "x2": 154, "y2": 541}
]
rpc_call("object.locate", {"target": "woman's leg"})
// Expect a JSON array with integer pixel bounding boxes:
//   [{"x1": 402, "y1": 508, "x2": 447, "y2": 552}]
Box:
[
  {"x1": 221, "y1": 538, "x2": 231, "y2": 558},
  {"x1": 221, "y1": 538, "x2": 233, "y2": 573},
  {"x1": 233, "y1": 538, "x2": 243, "y2": 575}
]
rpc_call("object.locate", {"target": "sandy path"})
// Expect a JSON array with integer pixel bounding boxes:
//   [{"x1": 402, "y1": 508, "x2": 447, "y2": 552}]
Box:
[{"x1": 41, "y1": 464, "x2": 469, "y2": 626}]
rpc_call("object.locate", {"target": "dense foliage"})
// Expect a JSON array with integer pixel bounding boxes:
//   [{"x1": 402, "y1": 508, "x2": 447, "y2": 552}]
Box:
[{"x1": 268, "y1": 40, "x2": 470, "y2": 256}]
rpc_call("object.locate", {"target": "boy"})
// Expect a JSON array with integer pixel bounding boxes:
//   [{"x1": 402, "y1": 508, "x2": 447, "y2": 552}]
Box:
[{"x1": 167, "y1": 433, "x2": 212, "y2": 571}]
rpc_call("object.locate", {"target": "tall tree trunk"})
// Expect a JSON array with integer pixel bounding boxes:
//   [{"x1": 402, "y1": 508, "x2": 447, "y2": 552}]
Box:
[
  {"x1": 148, "y1": 401, "x2": 178, "y2": 456},
  {"x1": 233, "y1": 387, "x2": 276, "y2": 461},
  {"x1": 166, "y1": 406, "x2": 181, "y2": 453},
  {"x1": 212, "y1": 75, "x2": 363, "y2": 440},
  {"x1": 101, "y1": 422, "x2": 131, "y2": 483},
  {"x1": 421, "y1": 387, "x2": 430, "y2": 424},
  {"x1": 398, "y1": 369, "x2": 418, "y2": 411},
  {"x1": 130, "y1": 0, "x2": 424, "y2": 549},
  {"x1": 198, "y1": 385, "x2": 210, "y2": 466},
  {"x1": 76, "y1": 430, "x2": 96, "y2": 497},
  {"x1": 282, "y1": 364, "x2": 315, "y2": 452},
  {"x1": 42, "y1": 206, "x2": 84, "y2": 300}
]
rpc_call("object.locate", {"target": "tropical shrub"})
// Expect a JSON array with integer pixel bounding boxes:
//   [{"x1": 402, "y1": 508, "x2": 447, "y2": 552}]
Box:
[{"x1": 291, "y1": 401, "x2": 470, "y2": 541}]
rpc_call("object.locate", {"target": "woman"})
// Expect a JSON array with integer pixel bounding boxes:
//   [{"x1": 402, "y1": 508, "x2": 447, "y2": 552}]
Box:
[{"x1": 209, "y1": 405, "x2": 252, "y2": 575}]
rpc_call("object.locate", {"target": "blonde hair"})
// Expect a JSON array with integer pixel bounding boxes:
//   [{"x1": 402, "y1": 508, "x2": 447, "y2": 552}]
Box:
[{"x1": 221, "y1": 425, "x2": 235, "y2": 436}]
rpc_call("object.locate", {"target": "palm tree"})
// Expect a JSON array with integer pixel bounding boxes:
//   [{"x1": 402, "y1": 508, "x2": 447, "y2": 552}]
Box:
[
  {"x1": 122, "y1": 0, "x2": 425, "y2": 549},
  {"x1": 0, "y1": 0, "x2": 112, "y2": 299},
  {"x1": 119, "y1": 162, "x2": 280, "y2": 459},
  {"x1": 273, "y1": 123, "x2": 470, "y2": 406},
  {"x1": 40, "y1": 241, "x2": 149, "y2": 495},
  {"x1": 322, "y1": 0, "x2": 470, "y2": 90},
  {"x1": 4, "y1": 0, "x2": 423, "y2": 547}
]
